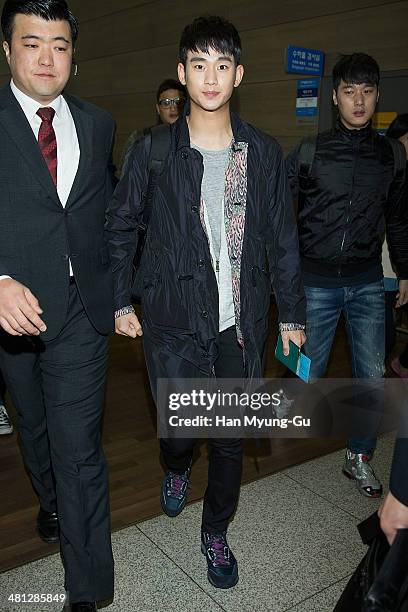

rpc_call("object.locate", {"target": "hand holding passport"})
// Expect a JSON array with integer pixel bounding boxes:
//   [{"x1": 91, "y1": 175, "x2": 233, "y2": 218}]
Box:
[{"x1": 275, "y1": 335, "x2": 311, "y2": 383}]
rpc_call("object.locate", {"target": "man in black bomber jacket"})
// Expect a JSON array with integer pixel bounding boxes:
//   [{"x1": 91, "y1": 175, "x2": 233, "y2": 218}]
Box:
[{"x1": 286, "y1": 53, "x2": 408, "y2": 499}]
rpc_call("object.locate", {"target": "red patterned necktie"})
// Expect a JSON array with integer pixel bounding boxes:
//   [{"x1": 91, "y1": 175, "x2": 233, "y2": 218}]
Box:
[{"x1": 37, "y1": 107, "x2": 57, "y2": 186}]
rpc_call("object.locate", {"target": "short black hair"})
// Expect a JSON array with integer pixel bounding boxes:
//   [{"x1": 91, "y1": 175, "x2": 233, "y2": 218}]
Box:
[
  {"x1": 1, "y1": 0, "x2": 78, "y2": 46},
  {"x1": 179, "y1": 15, "x2": 241, "y2": 67},
  {"x1": 156, "y1": 78, "x2": 186, "y2": 103},
  {"x1": 386, "y1": 114, "x2": 408, "y2": 139},
  {"x1": 332, "y1": 53, "x2": 379, "y2": 91}
]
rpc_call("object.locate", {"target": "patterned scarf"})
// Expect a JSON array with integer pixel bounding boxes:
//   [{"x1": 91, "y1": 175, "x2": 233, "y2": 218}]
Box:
[{"x1": 199, "y1": 140, "x2": 248, "y2": 345}]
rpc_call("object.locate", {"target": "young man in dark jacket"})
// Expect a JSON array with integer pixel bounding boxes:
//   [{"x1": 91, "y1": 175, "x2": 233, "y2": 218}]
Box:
[
  {"x1": 286, "y1": 53, "x2": 408, "y2": 499},
  {"x1": 106, "y1": 15, "x2": 306, "y2": 588}
]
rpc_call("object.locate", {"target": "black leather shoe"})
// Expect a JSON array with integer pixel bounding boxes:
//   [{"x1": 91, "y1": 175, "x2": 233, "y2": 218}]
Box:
[
  {"x1": 69, "y1": 603, "x2": 97, "y2": 611},
  {"x1": 36, "y1": 507, "x2": 59, "y2": 543}
]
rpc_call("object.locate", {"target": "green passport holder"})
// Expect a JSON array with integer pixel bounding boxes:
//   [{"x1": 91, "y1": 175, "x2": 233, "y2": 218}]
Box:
[{"x1": 275, "y1": 335, "x2": 311, "y2": 383}]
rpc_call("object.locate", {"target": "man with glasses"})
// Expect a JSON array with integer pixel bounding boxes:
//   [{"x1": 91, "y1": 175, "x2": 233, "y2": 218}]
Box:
[
  {"x1": 120, "y1": 78, "x2": 186, "y2": 171},
  {"x1": 156, "y1": 78, "x2": 187, "y2": 125}
]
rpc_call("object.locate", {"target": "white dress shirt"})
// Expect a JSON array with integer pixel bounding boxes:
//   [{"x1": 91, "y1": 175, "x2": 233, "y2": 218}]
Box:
[
  {"x1": 10, "y1": 79, "x2": 80, "y2": 205},
  {"x1": 0, "y1": 80, "x2": 80, "y2": 280}
]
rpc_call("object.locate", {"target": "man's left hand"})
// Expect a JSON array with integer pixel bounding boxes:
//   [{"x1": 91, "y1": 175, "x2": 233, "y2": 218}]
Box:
[
  {"x1": 379, "y1": 491, "x2": 408, "y2": 545},
  {"x1": 396, "y1": 279, "x2": 408, "y2": 308},
  {"x1": 281, "y1": 330, "x2": 306, "y2": 356}
]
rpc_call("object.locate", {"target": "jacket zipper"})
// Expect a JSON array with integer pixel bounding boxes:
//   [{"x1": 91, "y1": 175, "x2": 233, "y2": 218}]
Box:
[
  {"x1": 339, "y1": 199, "x2": 351, "y2": 260},
  {"x1": 338, "y1": 140, "x2": 359, "y2": 276}
]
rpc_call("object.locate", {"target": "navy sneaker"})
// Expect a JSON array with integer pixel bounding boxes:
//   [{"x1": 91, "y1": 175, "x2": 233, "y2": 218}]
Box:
[
  {"x1": 160, "y1": 466, "x2": 191, "y2": 517},
  {"x1": 201, "y1": 531, "x2": 238, "y2": 589}
]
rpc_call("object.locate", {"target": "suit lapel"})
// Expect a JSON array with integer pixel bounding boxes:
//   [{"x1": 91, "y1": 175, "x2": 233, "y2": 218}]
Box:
[
  {"x1": 0, "y1": 85, "x2": 61, "y2": 206},
  {"x1": 0, "y1": 85, "x2": 95, "y2": 209},
  {"x1": 64, "y1": 94, "x2": 94, "y2": 209}
]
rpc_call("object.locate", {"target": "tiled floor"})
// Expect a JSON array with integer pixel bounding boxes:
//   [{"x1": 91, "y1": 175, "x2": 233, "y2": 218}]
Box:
[{"x1": 1, "y1": 435, "x2": 394, "y2": 612}]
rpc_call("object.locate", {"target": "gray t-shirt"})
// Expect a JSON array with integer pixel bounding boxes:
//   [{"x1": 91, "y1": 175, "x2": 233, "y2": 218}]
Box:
[
  {"x1": 192, "y1": 143, "x2": 235, "y2": 332},
  {"x1": 192, "y1": 144, "x2": 230, "y2": 261}
]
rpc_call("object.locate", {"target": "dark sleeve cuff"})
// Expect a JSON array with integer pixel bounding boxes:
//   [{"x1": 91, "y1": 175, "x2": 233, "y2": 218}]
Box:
[{"x1": 395, "y1": 266, "x2": 408, "y2": 279}]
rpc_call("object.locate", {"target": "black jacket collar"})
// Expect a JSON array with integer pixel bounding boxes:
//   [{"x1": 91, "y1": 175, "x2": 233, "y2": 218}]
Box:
[
  {"x1": 336, "y1": 118, "x2": 373, "y2": 142},
  {"x1": 173, "y1": 99, "x2": 249, "y2": 151}
]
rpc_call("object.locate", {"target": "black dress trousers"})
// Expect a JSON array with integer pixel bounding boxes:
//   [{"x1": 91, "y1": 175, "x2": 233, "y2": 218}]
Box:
[{"x1": 0, "y1": 282, "x2": 114, "y2": 603}]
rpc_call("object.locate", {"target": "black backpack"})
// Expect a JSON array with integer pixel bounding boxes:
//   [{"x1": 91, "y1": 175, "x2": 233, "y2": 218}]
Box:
[{"x1": 131, "y1": 123, "x2": 171, "y2": 301}]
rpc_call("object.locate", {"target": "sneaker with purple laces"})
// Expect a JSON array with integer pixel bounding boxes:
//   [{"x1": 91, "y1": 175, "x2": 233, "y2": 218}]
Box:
[
  {"x1": 160, "y1": 466, "x2": 191, "y2": 517},
  {"x1": 201, "y1": 531, "x2": 238, "y2": 589}
]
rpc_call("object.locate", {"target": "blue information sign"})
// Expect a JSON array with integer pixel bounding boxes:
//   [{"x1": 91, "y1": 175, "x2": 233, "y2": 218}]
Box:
[
  {"x1": 286, "y1": 46, "x2": 325, "y2": 75},
  {"x1": 296, "y1": 78, "x2": 320, "y2": 117}
]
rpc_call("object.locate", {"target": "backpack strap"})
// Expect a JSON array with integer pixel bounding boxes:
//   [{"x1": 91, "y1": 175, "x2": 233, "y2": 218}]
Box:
[
  {"x1": 298, "y1": 135, "x2": 317, "y2": 182},
  {"x1": 131, "y1": 124, "x2": 171, "y2": 301},
  {"x1": 149, "y1": 123, "x2": 172, "y2": 172},
  {"x1": 142, "y1": 123, "x2": 171, "y2": 229},
  {"x1": 386, "y1": 136, "x2": 406, "y2": 182}
]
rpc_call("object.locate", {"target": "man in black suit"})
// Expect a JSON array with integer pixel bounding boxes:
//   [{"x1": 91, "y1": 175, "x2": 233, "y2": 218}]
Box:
[{"x1": 0, "y1": 1, "x2": 115, "y2": 609}]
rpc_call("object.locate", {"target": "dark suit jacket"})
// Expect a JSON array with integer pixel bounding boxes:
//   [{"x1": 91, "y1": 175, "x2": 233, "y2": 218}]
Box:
[{"x1": 0, "y1": 83, "x2": 115, "y2": 340}]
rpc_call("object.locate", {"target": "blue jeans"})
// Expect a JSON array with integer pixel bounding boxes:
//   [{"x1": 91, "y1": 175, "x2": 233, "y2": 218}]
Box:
[{"x1": 303, "y1": 281, "x2": 385, "y2": 455}]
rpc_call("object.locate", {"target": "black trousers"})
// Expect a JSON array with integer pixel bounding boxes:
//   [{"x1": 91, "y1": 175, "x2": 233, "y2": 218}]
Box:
[
  {"x1": 0, "y1": 283, "x2": 113, "y2": 604},
  {"x1": 158, "y1": 326, "x2": 244, "y2": 534},
  {"x1": 0, "y1": 368, "x2": 6, "y2": 403}
]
